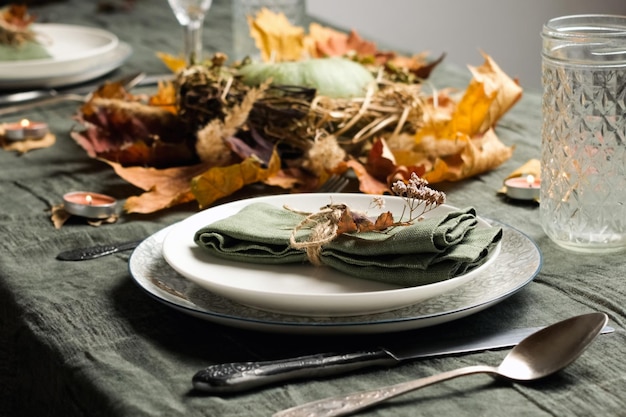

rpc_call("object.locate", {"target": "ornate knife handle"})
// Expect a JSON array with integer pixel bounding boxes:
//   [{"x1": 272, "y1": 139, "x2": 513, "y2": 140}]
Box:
[{"x1": 192, "y1": 349, "x2": 397, "y2": 394}]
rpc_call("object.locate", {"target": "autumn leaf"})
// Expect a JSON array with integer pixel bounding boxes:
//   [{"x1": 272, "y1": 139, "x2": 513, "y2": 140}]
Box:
[
  {"x1": 505, "y1": 158, "x2": 541, "y2": 181},
  {"x1": 263, "y1": 168, "x2": 306, "y2": 190},
  {"x1": 365, "y1": 138, "x2": 397, "y2": 181},
  {"x1": 307, "y1": 23, "x2": 377, "y2": 59},
  {"x1": 305, "y1": 23, "x2": 443, "y2": 81},
  {"x1": 336, "y1": 207, "x2": 358, "y2": 235},
  {"x1": 1, "y1": 5, "x2": 36, "y2": 28},
  {"x1": 156, "y1": 51, "x2": 187, "y2": 73},
  {"x1": 414, "y1": 54, "x2": 522, "y2": 143},
  {"x1": 148, "y1": 80, "x2": 178, "y2": 114},
  {"x1": 248, "y1": 8, "x2": 305, "y2": 62},
  {"x1": 191, "y1": 148, "x2": 281, "y2": 208},
  {"x1": 335, "y1": 205, "x2": 395, "y2": 236},
  {"x1": 388, "y1": 52, "x2": 446, "y2": 80},
  {"x1": 72, "y1": 98, "x2": 196, "y2": 168},
  {"x1": 421, "y1": 129, "x2": 514, "y2": 183},
  {"x1": 342, "y1": 158, "x2": 388, "y2": 195},
  {"x1": 469, "y1": 53, "x2": 523, "y2": 132},
  {"x1": 263, "y1": 167, "x2": 320, "y2": 192},
  {"x1": 388, "y1": 54, "x2": 520, "y2": 183},
  {"x1": 102, "y1": 159, "x2": 210, "y2": 214}
]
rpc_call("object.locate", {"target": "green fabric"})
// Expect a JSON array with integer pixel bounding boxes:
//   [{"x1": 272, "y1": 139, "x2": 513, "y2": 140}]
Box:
[
  {"x1": 194, "y1": 202, "x2": 502, "y2": 286},
  {"x1": 0, "y1": 42, "x2": 51, "y2": 61},
  {"x1": 1, "y1": 1, "x2": 626, "y2": 417}
]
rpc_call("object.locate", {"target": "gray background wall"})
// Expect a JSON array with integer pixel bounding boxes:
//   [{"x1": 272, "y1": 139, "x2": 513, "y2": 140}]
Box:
[{"x1": 307, "y1": 0, "x2": 626, "y2": 92}]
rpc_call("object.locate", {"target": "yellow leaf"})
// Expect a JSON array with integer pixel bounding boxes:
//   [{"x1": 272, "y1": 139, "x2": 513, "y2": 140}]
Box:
[
  {"x1": 148, "y1": 80, "x2": 178, "y2": 114},
  {"x1": 405, "y1": 54, "x2": 520, "y2": 183},
  {"x1": 454, "y1": 53, "x2": 523, "y2": 136},
  {"x1": 191, "y1": 149, "x2": 281, "y2": 208},
  {"x1": 156, "y1": 51, "x2": 187, "y2": 73},
  {"x1": 248, "y1": 8, "x2": 305, "y2": 62},
  {"x1": 451, "y1": 79, "x2": 497, "y2": 136}
]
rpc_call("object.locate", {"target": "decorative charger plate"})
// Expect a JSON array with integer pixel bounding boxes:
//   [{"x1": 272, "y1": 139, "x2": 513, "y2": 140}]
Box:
[
  {"x1": 161, "y1": 194, "x2": 501, "y2": 317},
  {"x1": 129, "y1": 208, "x2": 541, "y2": 335},
  {"x1": 0, "y1": 24, "x2": 130, "y2": 88}
]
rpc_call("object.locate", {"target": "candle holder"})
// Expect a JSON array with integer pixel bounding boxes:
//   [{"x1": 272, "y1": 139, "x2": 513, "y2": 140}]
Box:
[
  {"x1": 504, "y1": 175, "x2": 541, "y2": 201},
  {"x1": 62, "y1": 191, "x2": 117, "y2": 219},
  {"x1": 3, "y1": 119, "x2": 49, "y2": 141}
]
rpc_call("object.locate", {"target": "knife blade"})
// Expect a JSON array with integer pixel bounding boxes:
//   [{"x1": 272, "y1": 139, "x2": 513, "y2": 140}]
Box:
[
  {"x1": 192, "y1": 324, "x2": 614, "y2": 394},
  {"x1": 0, "y1": 72, "x2": 173, "y2": 115},
  {"x1": 0, "y1": 72, "x2": 140, "y2": 105},
  {"x1": 56, "y1": 239, "x2": 143, "y2": 261}
]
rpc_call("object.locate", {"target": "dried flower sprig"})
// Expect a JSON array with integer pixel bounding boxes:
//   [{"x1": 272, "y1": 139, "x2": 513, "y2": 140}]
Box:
[{"x1": 391, "y1": 172, "x2": 446, "y2": 223}]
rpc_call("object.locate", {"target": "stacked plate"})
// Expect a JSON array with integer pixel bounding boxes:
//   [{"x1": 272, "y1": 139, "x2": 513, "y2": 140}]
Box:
[
  {"x1": 0, "y1": 24, "x2": 132, "y2": 89},
  {"x1": 129, "y1": 194, "x2": 542, "y2": 334}
]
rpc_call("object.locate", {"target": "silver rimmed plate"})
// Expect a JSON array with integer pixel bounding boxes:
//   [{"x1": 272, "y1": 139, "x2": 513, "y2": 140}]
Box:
[
  {"x1": 162, "y1": 194, "x2": 501, "y2": 317},
  {"x1": 0, "y1": 24, "x2": 130, "y2": 88},
  {"x1": 129, "y1": 217, "x2": 541, "y2": 334}
]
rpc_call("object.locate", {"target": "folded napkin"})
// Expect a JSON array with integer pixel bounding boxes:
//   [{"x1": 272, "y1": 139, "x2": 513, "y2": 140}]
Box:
[{"x1": 194, "y1": 202, "x2": 502, "y2": 287}]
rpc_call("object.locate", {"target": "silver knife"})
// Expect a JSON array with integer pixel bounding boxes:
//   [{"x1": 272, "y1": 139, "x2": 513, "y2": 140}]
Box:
[
  {"x1": 192, "y1": 324, "x2": 614, "y2": 394},
  {"x1": 56, "y1": 239, "x2": 143, "y2": 261},
  {"x1": 0, "y1": 73, "x2": 174, "y2": 115}
]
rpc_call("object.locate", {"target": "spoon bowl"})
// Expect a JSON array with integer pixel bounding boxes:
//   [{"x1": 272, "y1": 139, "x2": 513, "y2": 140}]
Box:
[{"x1": 274, "y1": 312, "x2": 608, "y2": 417}]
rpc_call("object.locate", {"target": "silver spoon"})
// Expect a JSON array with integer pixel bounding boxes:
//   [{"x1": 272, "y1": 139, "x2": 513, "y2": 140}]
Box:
[{"x1": 274, "y1": 312, "x2": 608, "y2": 417}]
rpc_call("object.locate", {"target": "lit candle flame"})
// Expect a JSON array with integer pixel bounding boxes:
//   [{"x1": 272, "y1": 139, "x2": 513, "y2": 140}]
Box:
[
  {"x1": 19, "y1": 119, "x2": 30, "y2": 128},
  {"x1": 86, "y1": 194, "x2": 93, "y2": 206},
  {"x1": 526, "y1": 175, "x2": 535, "y2": 187}
]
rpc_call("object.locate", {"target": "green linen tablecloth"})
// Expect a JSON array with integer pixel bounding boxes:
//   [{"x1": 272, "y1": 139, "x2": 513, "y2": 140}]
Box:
[{"x1": 0, "y1": 1, "x2": 624, "y2": 416}]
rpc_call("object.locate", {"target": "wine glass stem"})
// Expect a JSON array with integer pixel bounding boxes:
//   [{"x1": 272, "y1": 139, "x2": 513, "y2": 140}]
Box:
[{"x1": 184, "y1": 19, "x2": 204, "y2": 65}]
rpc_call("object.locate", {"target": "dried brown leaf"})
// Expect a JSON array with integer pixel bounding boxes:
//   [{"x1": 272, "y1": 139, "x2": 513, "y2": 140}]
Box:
[{"x1": 101, "y1": 159, "x2": 210, "y2": 214}]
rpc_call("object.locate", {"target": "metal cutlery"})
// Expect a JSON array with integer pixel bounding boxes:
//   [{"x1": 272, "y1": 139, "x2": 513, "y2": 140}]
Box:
[
  {"x1": 274, "y1": 312, "x2": 609, "y2": 417},
  {"x1": 0, "y1": 72, "x2": 173, "y2": 116},
  {"x1": 56, "y1": 239, "x2": 143, "y2": 261},
  {"x1": 192, "y1": 323, "x2": 614, "y2": 394}
]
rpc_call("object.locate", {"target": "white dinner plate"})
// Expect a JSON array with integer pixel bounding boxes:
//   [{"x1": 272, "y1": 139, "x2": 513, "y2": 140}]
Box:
[
  {"x1": 162, "y1": 194, "x2": 501, "y2": 317},
  {"x1": 0, "y1": 24, "x2": 130, "y2": 89},
  {"x1": 129, "y1": 219, "x2": 541, "y2": 334}
]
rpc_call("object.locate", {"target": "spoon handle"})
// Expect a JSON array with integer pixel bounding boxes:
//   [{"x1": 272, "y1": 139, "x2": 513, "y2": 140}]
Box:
[{"x1": 273, "y1": 365, "x2": 496, "y2": 417}]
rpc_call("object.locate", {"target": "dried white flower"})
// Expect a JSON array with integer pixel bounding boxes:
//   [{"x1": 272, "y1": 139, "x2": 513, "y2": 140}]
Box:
[{"x1": 391, "y1": 172, "x2": 446, "y2": 222}]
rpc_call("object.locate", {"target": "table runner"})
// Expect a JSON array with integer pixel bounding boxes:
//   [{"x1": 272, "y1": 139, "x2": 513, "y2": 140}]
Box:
[{"x1": 0, "y1": 1, "x2": 624, "y2": 416}]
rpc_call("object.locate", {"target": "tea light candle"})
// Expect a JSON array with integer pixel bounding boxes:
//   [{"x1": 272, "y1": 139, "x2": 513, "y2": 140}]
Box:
[
  {"x1": 504, "y1": 175, "x2": 541, "y2": 201},
  {"x1": 4, "y1": 119, "x2": 49, "y2": 140},
  {"x1": 62, "y1": 191, "x2": 117, "y2": 219}
]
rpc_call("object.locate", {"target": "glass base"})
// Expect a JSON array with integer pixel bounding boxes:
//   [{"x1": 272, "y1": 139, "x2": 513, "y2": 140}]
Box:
[{"x1": 546, "y1": 232, "x2": 626, "y2": 253}]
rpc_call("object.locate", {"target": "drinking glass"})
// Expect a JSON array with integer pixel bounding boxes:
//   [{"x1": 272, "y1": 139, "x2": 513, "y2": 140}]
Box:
[
  {"x1": 541, "y1": 15, "x2": 626, "y2": 252},
  {"x1": 167, "y1": 0, "x2": 213, "y2": 65}
]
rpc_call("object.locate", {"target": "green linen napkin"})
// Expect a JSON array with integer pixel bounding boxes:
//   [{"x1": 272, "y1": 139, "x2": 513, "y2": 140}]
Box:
[
  {"x1": 0, "y1": 42, "x2": 51, "y2": 61},
  {"x1": 194, "y1": 202, "x2": 502, "y2": 287}
]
